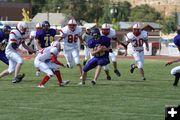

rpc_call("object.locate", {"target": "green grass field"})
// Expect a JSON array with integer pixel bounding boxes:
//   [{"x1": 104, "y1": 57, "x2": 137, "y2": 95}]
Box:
[{"x1": 0, "y1": 57, "x2": 179, "y2": 120}]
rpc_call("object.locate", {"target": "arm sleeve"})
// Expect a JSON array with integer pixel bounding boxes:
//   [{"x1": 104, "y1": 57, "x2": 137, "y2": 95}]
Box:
[{"x1": 51, "y1": 53, "x2": 64, "y2": 66}]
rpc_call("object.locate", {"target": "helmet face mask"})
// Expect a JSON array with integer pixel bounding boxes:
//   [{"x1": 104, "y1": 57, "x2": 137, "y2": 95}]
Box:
[
  {"x1": 42, "y1": 21, "x2": 50, "y2": 31},
  {"x1": 132, "y1": 23, "x2": 141, "y2": 36},
  {"x1": 68, "y1": 19, "x2": 77, "y2": 31},
  {"x1": 35, "y1": 23, "x2": 42, "y2": 30},
  {"x1": 102, "y1": 29, "x2": 110, "y2": 36},
  {"x1": 101, "y1": 23, "x2": 110, "y2": 36},
  {"x1": 2, "y1": 25, "x2": 11, "y2": 34},
  {"x1": 91, "y1": 28, "x2": 100, "y2": 40}
]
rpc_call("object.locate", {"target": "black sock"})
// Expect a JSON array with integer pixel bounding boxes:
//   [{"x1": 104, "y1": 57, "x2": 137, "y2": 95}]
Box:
[{"x1": 173, "y1": 73, "x2": 180, "y2": 86}]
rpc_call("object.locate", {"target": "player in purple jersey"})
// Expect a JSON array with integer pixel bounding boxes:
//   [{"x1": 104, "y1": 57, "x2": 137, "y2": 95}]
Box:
[
  {"x1": 0, "y1": 25, "x2": 11, "y2": 65},
  {"x1": 35, "y1": 21, "x2": 56, "y2": 49},
  {"x1": 81, "y1": 28, "x2": 111, "y2": 85},
  {"x1": 165, "y1": 29, "x2": 180, "y2": 86}
]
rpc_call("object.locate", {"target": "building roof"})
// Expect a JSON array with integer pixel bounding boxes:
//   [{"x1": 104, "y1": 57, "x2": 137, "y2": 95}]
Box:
[
  {"x1": 119, "y1": 21, "x2": 161, "y2": 30},
  {"x1": 32, "y1": 13, "x2": 67, "y2": 27}
]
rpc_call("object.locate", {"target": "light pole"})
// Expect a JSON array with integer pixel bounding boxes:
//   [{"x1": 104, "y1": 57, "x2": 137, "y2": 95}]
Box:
[
  {"x1": 110, "y1": 4, "x2": 118, "y2": 23},
  {"x1": 57, "y1": 6, "x2": 60, "y2": 13}
]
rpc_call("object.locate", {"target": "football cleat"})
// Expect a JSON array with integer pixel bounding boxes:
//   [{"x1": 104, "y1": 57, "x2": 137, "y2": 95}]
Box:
[
  {"x1": 114, "y1": 69, "x2": 121, "y2": 77},
  {"x1": 60, "y1": 80, "x2": 70, "y2": 86},
  {"x1": 91, "y1": 80, "x2": 96, "y2": 85},
  {"x1": 106, "y1": 75, "x2": 111, "y2": 80},
  {"x1": 38, "y1": 84, "x2": 45, "y2": 88},
  {"x1": 12, "y1": 74, "x2": 25, "y2": 83},
  {"x1": 78, "y1": 81, "x2": 85, "y2": 85},
  {"x1": 36, "y1": 71, "x2": 40, "y2": 76},
  {"x1": 130, "y1": 64, "x2": 135, "y2": 74},
  {"x1": 142, "y1": 77, "x2": 146, "y2": 80}
]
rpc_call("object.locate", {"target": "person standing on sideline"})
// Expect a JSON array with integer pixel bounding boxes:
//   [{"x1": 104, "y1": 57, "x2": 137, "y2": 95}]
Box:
[
  {"x1": 165, "y1": 29, "x2": 180, "y2": 86},
  {"x1": 124, "y1": 23, "x2": 149, "y2": 80}
]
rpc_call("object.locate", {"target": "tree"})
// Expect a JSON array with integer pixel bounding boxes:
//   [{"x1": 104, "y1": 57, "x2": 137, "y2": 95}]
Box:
[
  {"x1": 160, "y1": 15, "x2": 177, "y2": 34},
  {"x1": 116, "y1": 1, "x2": 131, "y2": 21},
  {"x1": 129, "y1": 4, "x2": 162, "y2": 22}
]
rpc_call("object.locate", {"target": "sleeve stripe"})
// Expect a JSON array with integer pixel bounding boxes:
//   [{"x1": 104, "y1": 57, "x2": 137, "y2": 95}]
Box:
[
  {"x1": 10, "y1": 32, "x2": 16, "y2": 36},
  {"x1": 10, "y1": 39, "x2": 17, "y2": 42}
]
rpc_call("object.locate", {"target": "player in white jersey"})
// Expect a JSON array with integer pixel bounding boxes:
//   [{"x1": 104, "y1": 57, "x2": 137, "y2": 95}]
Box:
[
  {"x1": 34, "y1": 41, "x2": 69, "y2": 88},
  {"x1": 59, "y1": 19, "x2": 83, "y2": 80},
  {"x1": 82, "y1": 26, "x2": 93, "y2": 65},
  {"x1": 165, "y1": 29, "x2": 180, "y2": 86},
  {"x1": 124, "y1": 23, "x2": 149, "y2": 80},
  {"x1": 0, "y1": 22, "x2": 35, "y2": 83},
  {"x1": 100, "y1": 23, "x2": 121, "y2": 80},
  {"x1": 27, "y1": 23, "x2": 42, "y2": 52}
]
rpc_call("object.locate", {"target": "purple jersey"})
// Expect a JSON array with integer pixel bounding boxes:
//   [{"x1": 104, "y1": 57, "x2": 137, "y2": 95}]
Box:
[
  {"x1": 88, "y1": 36, "x2": 110, "y2": 58},
  {"x1": 83, "y1": 36, "x2": 110, "y2": 72},
  {"x1": 174, "y1": 34, "x2": 180, "y2": 47},
  {"x1": 0, "y1": 31, "x2": 9, "y2": 65},
  {"x1": 36, "y1": 29, "x2": 56, "y2": 48}
]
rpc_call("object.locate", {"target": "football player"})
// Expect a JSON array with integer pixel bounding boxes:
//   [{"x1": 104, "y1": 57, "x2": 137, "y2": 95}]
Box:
[
  {"x1": 34, "y1": 41, "x2": 69, "y2": 88},
  {"x1": 124, "y1": 23, "x2": 149, "y2": 80},
  {"x1": 0, "y1": 22, "x2": 35, "y2": 83},
  {"x1": 165, "y1": 29, "x2": 180, "y2": 86},
  {"x1": 100, "y1": 23, "x2": 121, "y2": 80},
  {"x1": 35, "y1": 21, "x2": 56, "y2": 50},
  {"x1": 27, "y1": 23, "x2": 42, "y2": 52},
  {"x1": 35, "y1": 21, "x2": 56, "y2": 76},
  {"x1": 59, "y1": 19, "x2": 83, "y2": 82},
  {"x1": 82, "y1": 26, "x2": 93, "y2": 65},
  {"x1": 0, "y1": 25, "x2": 11, "y2": 65},
  {"x1": 81, "y1": 28, "x2": 111, "y2": 85}
]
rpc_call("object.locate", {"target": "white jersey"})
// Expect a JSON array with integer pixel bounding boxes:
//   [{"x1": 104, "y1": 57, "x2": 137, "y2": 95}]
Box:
[
  {"x1": 30, "y1": 30, "x2": 36, "y2": 38},
  {"x1": 125, "y1": 30, "x2": 148, "y2": 51},
  {"x1": 5, "y1": 29, "x2": 28, "y2": 55},
  {"x1": 35, "y1": 46, "x2": 58, "y2": 62},
  {"x1": 101, "y1": 28, "x2": 116, "y2": 39},
  {"x1": 60, "y1": 26, "x2": 82, "y2": 51},
  {"x1": 82, "y1": 32, "x2": 93, "y2": 43}
]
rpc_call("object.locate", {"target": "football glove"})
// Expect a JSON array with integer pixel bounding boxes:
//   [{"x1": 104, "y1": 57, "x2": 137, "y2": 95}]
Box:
[{"x1": 165, "y1": 61, "x2": 173, "y2": 66}]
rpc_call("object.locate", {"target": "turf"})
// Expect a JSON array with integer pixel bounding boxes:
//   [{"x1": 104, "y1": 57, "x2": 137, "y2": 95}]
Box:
[{"x1": 0, "y1": 58, "x2": 179, "y2": 120}]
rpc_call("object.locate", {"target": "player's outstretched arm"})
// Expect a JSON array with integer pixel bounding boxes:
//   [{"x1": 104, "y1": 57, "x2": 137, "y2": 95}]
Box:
[{"x1": 165, "y1": 58, "x2": 180, "y2": 66}]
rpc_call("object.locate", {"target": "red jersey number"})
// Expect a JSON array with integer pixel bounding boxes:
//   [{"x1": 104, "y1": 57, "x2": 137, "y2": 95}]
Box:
[
  {"x1": 133, "y1": 39, "x2": 144, "y2": 47},
  {"x1": 67, "y1": 34, "x2": 78, "y2": 43}
]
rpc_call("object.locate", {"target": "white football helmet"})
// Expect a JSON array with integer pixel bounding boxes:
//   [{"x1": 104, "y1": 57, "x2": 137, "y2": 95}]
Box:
[
  {"x1": 51, "y1": 41, "x2": 61, "y2": 51},
  {"x1": 68, "y1": 19, "x2": 77, "y2": 31},
  {"x1": 133, "y1": 23, "x2": 141, "y2": 29},
  {"x1": 132, "y1": 23, "x2": 141, "y2": 36},
  {"x1": 35, "y1": 23, "x2": 42, "y2": 29},
  {"x1": 17, "y1": 22, "x2": 28, "y2": 34},
  {"x1": 101, "y1": 23, "x2": 110, "y2": 36}
]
